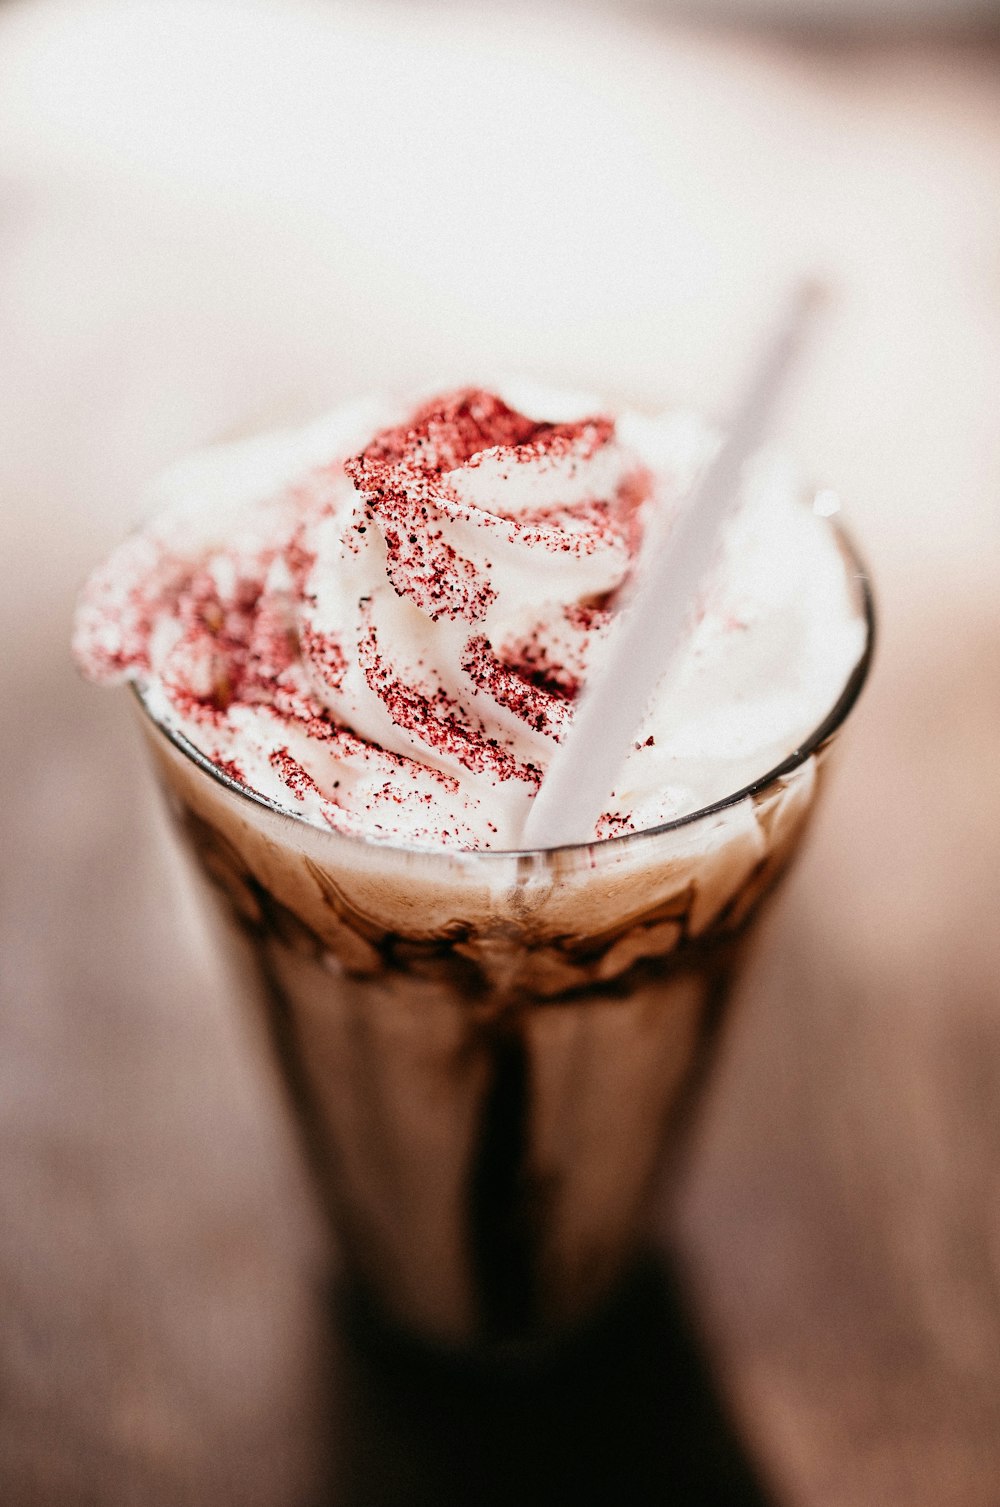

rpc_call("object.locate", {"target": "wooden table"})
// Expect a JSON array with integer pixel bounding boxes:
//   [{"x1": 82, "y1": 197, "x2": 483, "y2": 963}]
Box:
[{"x1": 2, "y1": 5, "x2": 999, "y2": 1503}]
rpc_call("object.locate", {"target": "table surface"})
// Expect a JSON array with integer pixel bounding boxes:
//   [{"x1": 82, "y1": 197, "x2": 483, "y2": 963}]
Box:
[{"x1": 2, "y1": 4, "x2": 999, "y2": 1503}]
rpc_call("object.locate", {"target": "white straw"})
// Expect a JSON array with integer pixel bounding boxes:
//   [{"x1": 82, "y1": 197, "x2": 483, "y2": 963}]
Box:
[{"x1": 521, "y1": 281, "x2": 825, "y2": 851}]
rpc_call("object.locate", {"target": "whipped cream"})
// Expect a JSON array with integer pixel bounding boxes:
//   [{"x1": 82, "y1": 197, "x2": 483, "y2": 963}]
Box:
[{"x1": 73, "y1": 384, "x2": 867, "y2": 850}]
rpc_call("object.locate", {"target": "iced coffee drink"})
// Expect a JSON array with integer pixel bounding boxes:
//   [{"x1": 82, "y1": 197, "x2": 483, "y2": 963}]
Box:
[{"x1": 74, "y1": 386, "x2": 871, "y2": 1346}]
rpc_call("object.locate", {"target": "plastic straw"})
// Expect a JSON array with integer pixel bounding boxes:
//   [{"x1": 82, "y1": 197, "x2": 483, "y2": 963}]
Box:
[{"x1": 521, "y1": 281, "x2": 825, "y2": 850}]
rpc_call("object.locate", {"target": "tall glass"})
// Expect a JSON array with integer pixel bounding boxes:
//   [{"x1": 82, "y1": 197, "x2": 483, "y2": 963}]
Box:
[{"x1": 134, "y1": 533, "x2": 873, "y2": 1352}]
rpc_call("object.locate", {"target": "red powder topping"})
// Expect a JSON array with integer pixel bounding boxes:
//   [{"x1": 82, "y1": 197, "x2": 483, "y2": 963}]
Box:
[
  {"x1": 155, "y1": 563, "x2": 265, "y2": 717},
  {"x1": 596, "y1": 812, "x2": 633, "y2": 838},
  {"x1": 73, "y1": 535, "x2": 195, "y2": 686},
  {"x1": 268, "y1": 682, "x2": 340, "y2": 744},
  {"x1": 563, "y1": 602, "x2": 610, "y2": 632},
  {"x1": 357, "y1": 472, "x2": 497, "y2": 623},
  {"x1": 496, "y1": 499, "x2": 627, "y2": 557},
  {"x1": 269, "y1": 747, "x2": 323, "y2": 803},
  {"x1": 501, "y1": 600, "x2": 611, "y2": 701},
  {"x1": 244, "y1": 595, "x2": 298, "y2": 687},
  {"x1": 359, "y1": 621, "x2": 540, "y2": 787},
  {"x1": 344, "y1": 389, "x2": 624, "y2": 623},
  {"x1": 355, "y1": 389, "x2": 540, "y2": 476},
  {"x1": 461, "y1": 634, "x2": 570, "y2": 740},
  {"x1": 285, "y1": 528, "x2": 318, "y2": 595},
  {"x1": 160, "y1": 555, "x2": 312, "y2": 722},
  {"x1": 350, "y1": 389, "x2": 616, "y2": 495},
  {"x1": 466, "y1": 416, "x2": 615, "y2": 476},
  {"x1": 300, "y1": 623, "x2": 348, "y2": 693},
  {"x1": 330, "y1": 725, "x2": 462, "y2": 794},
  {"x1": 216, "y1": 758, "x2": 246, "y2": 785}
]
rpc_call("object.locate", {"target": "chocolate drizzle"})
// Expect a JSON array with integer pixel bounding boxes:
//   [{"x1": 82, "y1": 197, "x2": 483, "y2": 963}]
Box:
[{"x1": 469, "y1": 1026, "x2": 539, "y2": 1338}]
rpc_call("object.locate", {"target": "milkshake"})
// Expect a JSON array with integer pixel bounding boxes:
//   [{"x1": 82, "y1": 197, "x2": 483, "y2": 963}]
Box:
[{"x1": 74, "y1": 385, "x2": 872, "y2": 1345}]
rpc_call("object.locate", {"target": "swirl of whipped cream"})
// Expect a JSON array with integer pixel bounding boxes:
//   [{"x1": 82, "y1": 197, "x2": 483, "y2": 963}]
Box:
[
  {"x1": 75, "y1": 389, "x2": 659, "y2": 845},
  {"x1": 73, "y1": 384, "x2": 867, "y2": 849},
  {"x1": 292, "y1": 390, "x2": 647, "y2": 839}
]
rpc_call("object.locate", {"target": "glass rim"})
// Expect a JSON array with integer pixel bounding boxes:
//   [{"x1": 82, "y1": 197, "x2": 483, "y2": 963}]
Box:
[{"x1": 132, "y1": 519, "x2": 875, "y2": 867}]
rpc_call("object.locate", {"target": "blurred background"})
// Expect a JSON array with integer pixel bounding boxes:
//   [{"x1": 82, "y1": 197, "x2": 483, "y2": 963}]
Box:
[{"x1": 2, "y1": 0, "x2": 1000, "y2": 1503}]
